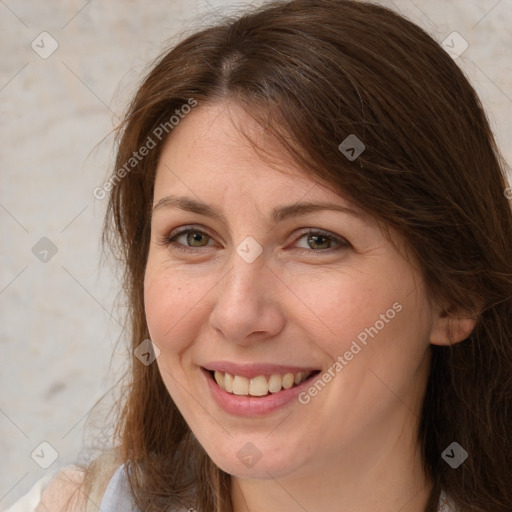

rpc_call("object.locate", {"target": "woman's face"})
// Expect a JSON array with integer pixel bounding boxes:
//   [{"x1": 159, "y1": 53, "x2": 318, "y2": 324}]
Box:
[{"x1": 144, "y1": 101, "x2": 436, "y2": 481}]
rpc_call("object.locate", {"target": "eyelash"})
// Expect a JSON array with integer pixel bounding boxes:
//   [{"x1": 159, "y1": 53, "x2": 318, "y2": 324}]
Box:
[{"x1": 157, "y1": 226, "x2": 349, "y2": 255}]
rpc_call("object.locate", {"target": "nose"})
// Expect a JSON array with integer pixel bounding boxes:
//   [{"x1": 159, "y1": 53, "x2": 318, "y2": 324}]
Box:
[{"x1": 208, "y1": 251, "x2": 286, "y2": 347}]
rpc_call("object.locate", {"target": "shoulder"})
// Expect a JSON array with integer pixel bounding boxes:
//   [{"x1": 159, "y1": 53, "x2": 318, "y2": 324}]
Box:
[
  {"x1": 36, "y1": 465, "x2": 86, "y2": 512},
  {"x1": 34, "y1": 449, "x2": 123, "y2": 512},
  {"x1": 438, "y1": 490, "x2": 459, "y2": 512}
]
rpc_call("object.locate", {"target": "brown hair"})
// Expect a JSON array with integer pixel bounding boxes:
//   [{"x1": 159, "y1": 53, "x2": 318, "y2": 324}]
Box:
[{"x1": 76, "y1": 1, "x2": 512, "y2": 511}]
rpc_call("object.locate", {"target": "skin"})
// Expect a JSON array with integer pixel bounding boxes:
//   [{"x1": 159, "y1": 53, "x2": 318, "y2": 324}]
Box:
[{"x1": 144, "y1": 101, "x2": 476, "y2": 512}]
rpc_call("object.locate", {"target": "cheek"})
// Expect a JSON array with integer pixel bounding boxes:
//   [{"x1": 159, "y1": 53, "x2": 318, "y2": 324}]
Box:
[
  {"x1": 143, "y1": 265, "x2": 201, "y2": 354},
  {"x1": 144, "y1": 273, "x2": 173, "y2": 342},
  {"x1": 290, "y1": 268, "x2": 396, "y2": 354},
  {"x1": 294, "y1": 264, "x2": 430, "y2": 364},
  {"x1": 143, "y1": 268, "x2": 201, "y2": 404}
]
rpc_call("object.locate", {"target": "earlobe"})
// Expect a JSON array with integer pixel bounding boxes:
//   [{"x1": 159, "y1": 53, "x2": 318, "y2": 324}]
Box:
[{"x1": 430, "y1": 308, "x2": 478, "y2": 346}]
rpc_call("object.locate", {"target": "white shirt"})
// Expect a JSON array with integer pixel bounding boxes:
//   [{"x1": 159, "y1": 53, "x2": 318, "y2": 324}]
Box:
[{"x1": 4, "y1": 463, "x2": 458, "y2": 512}]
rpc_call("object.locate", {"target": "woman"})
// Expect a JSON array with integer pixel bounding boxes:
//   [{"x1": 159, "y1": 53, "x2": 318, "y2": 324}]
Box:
[{"x1": 14, "y1": 0, "x2": 512, "y2": 511}]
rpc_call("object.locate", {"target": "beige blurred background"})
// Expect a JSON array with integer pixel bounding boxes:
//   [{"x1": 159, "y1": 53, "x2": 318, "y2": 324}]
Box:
[{"x1": 0, "y1": 0, "x2": 511, "y2": 508}]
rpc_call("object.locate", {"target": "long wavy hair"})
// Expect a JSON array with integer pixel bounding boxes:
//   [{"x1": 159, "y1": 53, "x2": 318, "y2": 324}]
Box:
[{"x1": 76, "y1": 1, "x2": 512, "y2": 511}]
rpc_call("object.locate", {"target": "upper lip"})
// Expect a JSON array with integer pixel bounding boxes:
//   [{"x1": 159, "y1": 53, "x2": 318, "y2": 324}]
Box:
[{"x1": 202, "y1": 361, "x2": 320, "y2": 379}]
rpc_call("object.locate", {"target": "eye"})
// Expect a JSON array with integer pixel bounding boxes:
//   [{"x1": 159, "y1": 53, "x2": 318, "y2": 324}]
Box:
[
  {"x1": 159, "y1": 227, "x2": 215, "y2": 253},
  {"x1": 157, "y1": 226, "x2": 350, "y2": 254},
  {"x1": 293, "y1": 229, "x2": 349, "y2": 253}
]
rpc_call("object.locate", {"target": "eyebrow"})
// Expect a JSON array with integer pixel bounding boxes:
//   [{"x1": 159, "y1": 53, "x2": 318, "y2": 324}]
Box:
[{"x1": 152, "y1": 195, "x2": 363, "y2": 224}]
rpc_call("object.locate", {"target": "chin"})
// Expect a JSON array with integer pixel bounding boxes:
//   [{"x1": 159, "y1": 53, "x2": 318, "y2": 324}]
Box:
[{"x1": 202, "y1": 438, "x2": 306, "y2": 480}]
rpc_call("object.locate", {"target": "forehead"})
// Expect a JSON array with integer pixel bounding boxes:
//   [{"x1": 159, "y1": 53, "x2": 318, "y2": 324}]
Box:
[
  {"x1": 151, "y1": 102, "x2": 406, "y2": 257},
  {"x1": 153, "y1": 102, "x2": 362, "y2": 214},
  {"x1": 156, "y1": 102, "x2": 303, "y2": 183}
]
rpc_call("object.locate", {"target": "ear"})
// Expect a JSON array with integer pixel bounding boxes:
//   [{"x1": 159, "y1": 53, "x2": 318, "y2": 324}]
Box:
[{"x1": 430, "y1": 303, "x2": 479, "y2": 346}]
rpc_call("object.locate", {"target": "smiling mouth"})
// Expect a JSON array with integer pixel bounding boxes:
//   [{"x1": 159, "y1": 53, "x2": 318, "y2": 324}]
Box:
[{"x1": 206, "y1": 369, "x2": 321, "y2": 397}]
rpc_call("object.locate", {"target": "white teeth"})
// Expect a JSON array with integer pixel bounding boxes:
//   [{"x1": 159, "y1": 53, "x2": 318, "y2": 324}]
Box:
[
  {"x1": 214, "y1": 371, "x2": 224, "y2": 388},
  {"x1": 224, "y1": 372, "x2": 234, "y2": 393},
  {"x1": 249, "y1": 375, "x2": 268, "y2": 396},
  {"x1": 232, "y1": 375, "x2": 249, "y2": 395},
  {"x1": 282, "y1": 373, "x2": 294, "y2": 389},
  {"x1": 212, "y1": 370, "x2": 312, "y2": 396},
  {"x1": 268, "y1": 374, "x2": 282, "y2": 393}
]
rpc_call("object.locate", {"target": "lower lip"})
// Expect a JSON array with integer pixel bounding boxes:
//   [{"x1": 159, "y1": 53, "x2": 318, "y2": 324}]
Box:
[{"x1": 202, "y1": 368, "x2": 317, "y2": 417}]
